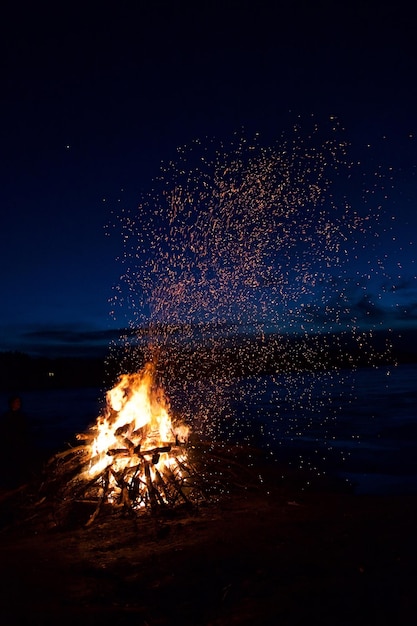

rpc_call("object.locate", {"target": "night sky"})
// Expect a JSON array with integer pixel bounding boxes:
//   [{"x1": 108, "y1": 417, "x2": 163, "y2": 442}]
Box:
[{"x1": 1, "y1": 1, "x2": 416, "y2": 358}]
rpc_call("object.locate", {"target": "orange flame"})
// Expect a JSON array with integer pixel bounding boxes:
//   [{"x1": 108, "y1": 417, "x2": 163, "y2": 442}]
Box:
[{"x1": 82, "y1": 363, "x2": 190, "y2": 505}]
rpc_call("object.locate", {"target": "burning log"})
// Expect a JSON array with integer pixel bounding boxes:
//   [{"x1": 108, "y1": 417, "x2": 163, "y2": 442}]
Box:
[
  {"x1": 162, "y1": 464, "x2": 193, "y2": 506},
  {"x1": 48, "y1": 445, "x2": 88, "y2": 461},
  {"x1": 75, "y1": 432, "x2": 94, "y2": 442},
  {"x1": 153, "y1": 467, "x2": 175, "y2": 506},
  {"x1": 85, "y1": 469, "x2": 110, "y2": 527},
  {"x1": 144, "y1": 460, "x2": 159, "y2": 512},
  {"x1": 106, "y1": 444, "x2": 172, "y2": 458}
]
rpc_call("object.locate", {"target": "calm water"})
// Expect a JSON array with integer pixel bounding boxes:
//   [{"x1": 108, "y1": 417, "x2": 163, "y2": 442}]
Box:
[
  {"x1": 0, "y1": 386, "x2": 105, "y2": 456},
  {"x1": 225, "y1": 363, "x2": 417, "y2": 494},
  {"x1": 2, "y1": 363, "x2": 416, "y2": 495}
]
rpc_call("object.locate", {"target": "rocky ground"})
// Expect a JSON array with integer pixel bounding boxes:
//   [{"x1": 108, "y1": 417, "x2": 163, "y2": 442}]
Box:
[{"x1": 1, "y1": 460, "x2": 417, "y2": 626}]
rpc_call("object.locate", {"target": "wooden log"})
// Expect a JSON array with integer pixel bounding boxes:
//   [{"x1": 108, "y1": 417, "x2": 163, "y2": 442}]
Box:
[
  {"x1": 47, "y1": 445, "x2": 88, "y2": 463},
  {"x1": 85, "y1": 469, "x2": 111, "y2": 527},
  {"x1": 110, "y1": 466, "x2": 142, "y2": 505},
  {"x1": 116, "y1": 435, "x2": 136, "y2": 454},
  {"x1": 173, "y1": 456, "x2": 210, "y2": 501},
  {"x1": 75, "y1": 432, "x2": 95, "y2": 441},
  {"x1": 107, "y1": 448, "x2": 130, "y2": 457},
  {"x1": 144, "y1": 473, "x2": 167, "y2": 507},
  {"x1": 138, "y1": 445, "x2": 171, "y2": 457},
  {"x1": 144, "y1": 460, "x2": 158, "y2": 512},
  {"x1": 110, "y1": 467, "x2": 125, "y2": 489},
  {"x1": 67, "y1": 463, "x2": 113, "y2": 499},
  {"x1": 114, "y1": 424, "x2": 130, "y2": 437},
  {"x1": 126, "y1": 474, "x2": 143, "y2": 503},
  {"x1": 163, "y1": 466, "x2": 192, "y2": 506},
  {"x1": 120, "y1": 484, "x2": 131, "y2": 508},
  {"x1": 172, "y1": 454, "x2": 194, "y2": 477},
  {"x1": 153, "y1": 468, "x2": 175, "y2": 506}
]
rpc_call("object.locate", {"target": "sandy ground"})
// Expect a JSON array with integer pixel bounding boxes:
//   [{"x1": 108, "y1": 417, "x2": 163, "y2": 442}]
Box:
[{"x1": 1, "y1": 464, "x2": 417, "y2": 626}]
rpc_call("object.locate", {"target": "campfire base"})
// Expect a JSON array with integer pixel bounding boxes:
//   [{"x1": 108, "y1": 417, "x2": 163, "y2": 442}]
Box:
[{"x1": 36, "y1": 441, "x2": 263, "y2": 528}]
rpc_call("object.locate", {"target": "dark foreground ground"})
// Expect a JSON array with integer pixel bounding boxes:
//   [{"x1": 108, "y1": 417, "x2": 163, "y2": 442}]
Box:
[{"x1": 1, "y1": 464, "x2": 417, "y2": 626}]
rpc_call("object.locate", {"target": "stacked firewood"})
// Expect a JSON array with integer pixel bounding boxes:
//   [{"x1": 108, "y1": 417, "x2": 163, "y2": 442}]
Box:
[{"x1": 38, "y1": 439, "x2": 261, "y2": 527}]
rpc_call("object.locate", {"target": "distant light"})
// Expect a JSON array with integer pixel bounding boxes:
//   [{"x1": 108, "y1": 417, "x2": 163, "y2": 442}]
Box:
[{"x1": 48, "y1": 372, "x2": 55, "y2": 377}]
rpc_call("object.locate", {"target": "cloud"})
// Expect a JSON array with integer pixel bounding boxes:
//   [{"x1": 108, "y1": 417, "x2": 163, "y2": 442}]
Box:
[
  {"x1": 23, "y1": 326, "x2": 123, "y2": 344},
  {"x1": 3, "y1": 286, "x2": 417, "y2": 360},
  {"x1": 383, "y1": 278, "x2": 417, "y2": 294},
  {"x1": 3, "y1": 324, "x2": 127, "y2": 358},
  {"x1": 354, "y1": 294, "x2": 386, "y2": 321},
  {"x1": 393, "y1": 301, "x2": 417, "y2": 322}
]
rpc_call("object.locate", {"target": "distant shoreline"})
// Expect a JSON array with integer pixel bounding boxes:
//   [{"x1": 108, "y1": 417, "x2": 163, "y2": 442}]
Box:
[{"x1": 1, "y1": 327, "x2": 416, "y2": 392}]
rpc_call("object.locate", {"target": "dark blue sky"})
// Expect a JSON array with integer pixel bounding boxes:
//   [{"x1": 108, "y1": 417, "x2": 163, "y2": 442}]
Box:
[{"x1": 1, "y1": 1, "x2": 416, "y2": 357}]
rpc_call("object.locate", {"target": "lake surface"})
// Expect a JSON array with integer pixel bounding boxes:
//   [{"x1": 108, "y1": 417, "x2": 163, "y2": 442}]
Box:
[
  {"x1": 2, "y1": 363, "x2": 416, "y2": 495},
  {"x1": 225, "y1": 363, "x2": 417, "y2": 495}
]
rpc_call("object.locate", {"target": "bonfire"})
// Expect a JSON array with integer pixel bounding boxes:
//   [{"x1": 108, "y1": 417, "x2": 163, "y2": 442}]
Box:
[{"x1": 42, "y1": 362, "x2": 258, "y2": 527}]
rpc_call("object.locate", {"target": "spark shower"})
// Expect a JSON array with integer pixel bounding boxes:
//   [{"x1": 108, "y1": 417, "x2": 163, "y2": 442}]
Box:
[{"x1": 107, "y1": 117, "x2": 392, "y2": 460}]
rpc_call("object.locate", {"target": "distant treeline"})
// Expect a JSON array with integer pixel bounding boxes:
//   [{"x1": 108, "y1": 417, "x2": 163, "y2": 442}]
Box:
[
  {"x1": 157, "y1": 328, "x2": 409, "y2": 383},
  {"x1": 1, "y1": 328, "x2": 416, "y2": 392},
  {"x1": 0, "y1": 351, "x2": 108, "y2": 392}
]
